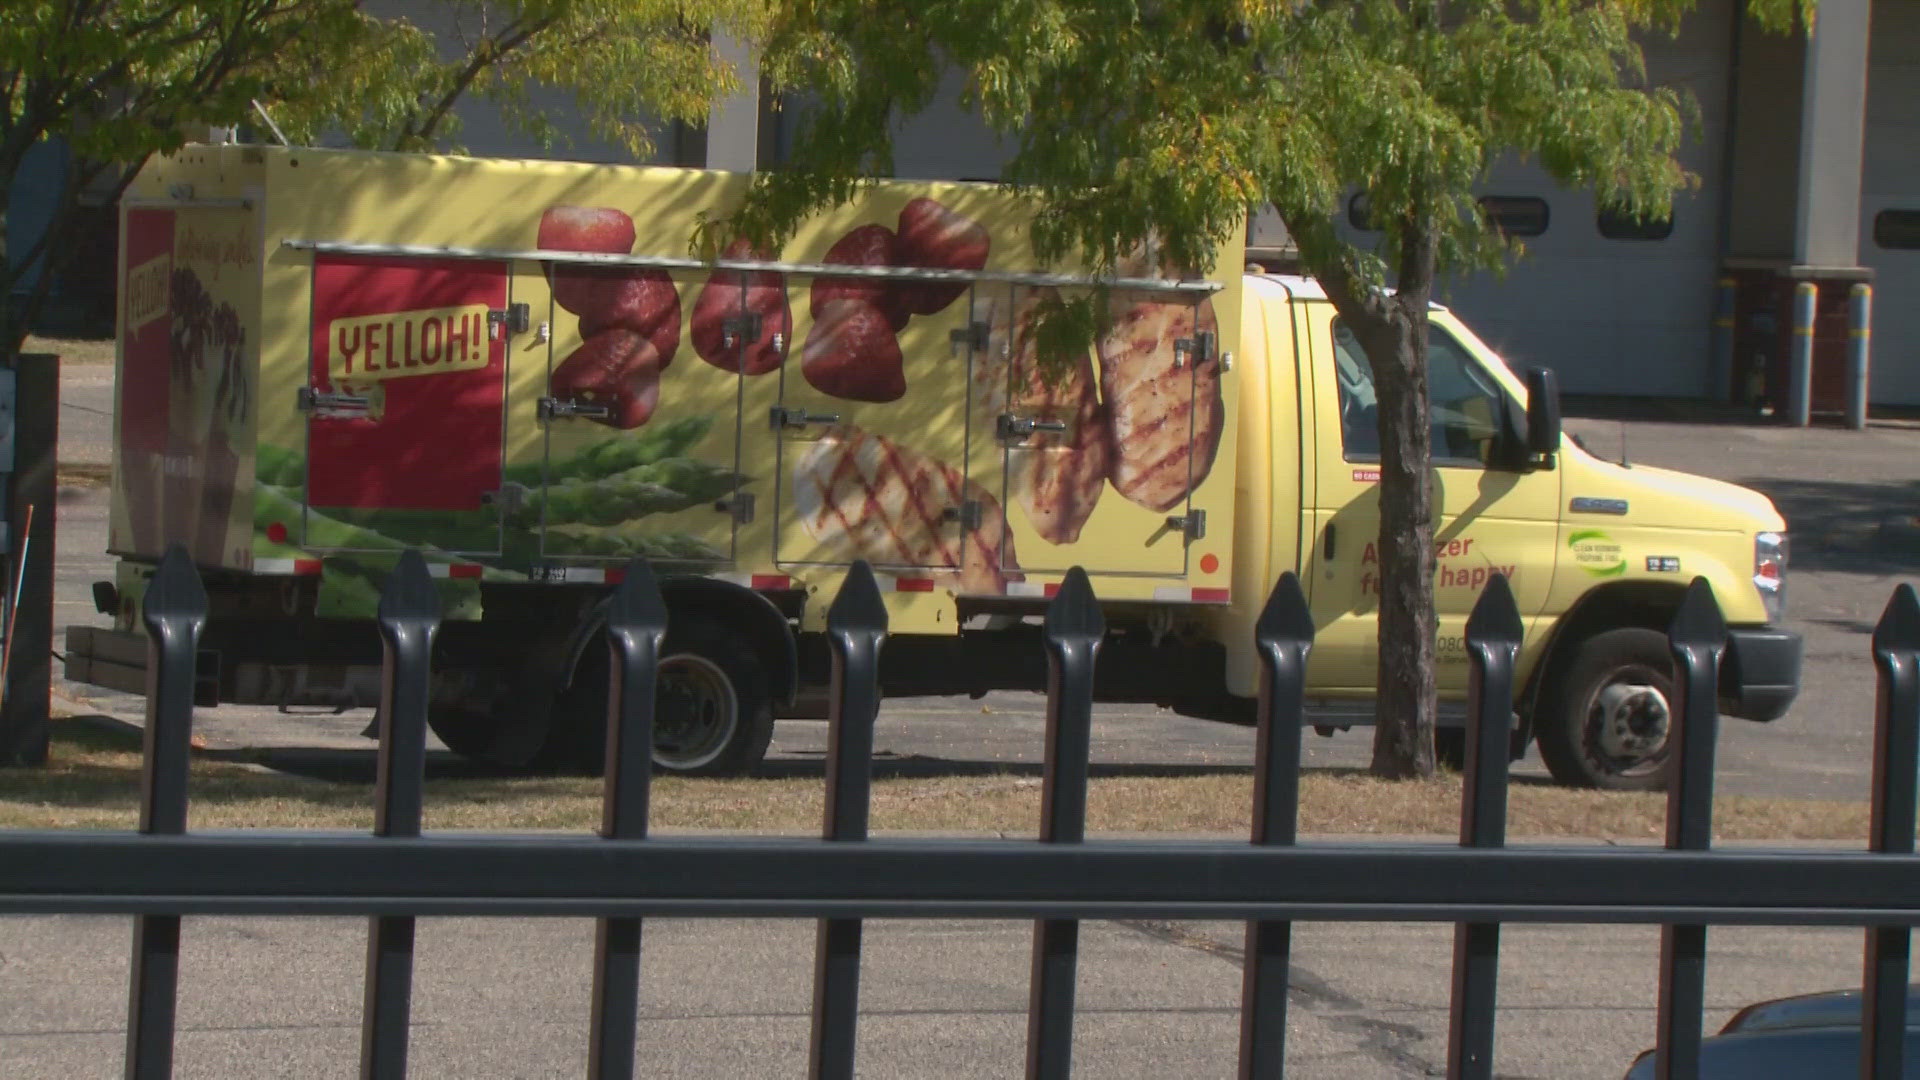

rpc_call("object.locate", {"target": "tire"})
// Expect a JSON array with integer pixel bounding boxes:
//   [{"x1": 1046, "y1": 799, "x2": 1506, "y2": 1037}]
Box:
[
  {"x1": 426, "y1": 668, "x2": 564, "y2": 771},
  {"x1": 1535, "y1": 628, "x2": 1677, "y2": 791},
  {"x1": 554, "y1": 618, "x2": 776, "y2": 777}
]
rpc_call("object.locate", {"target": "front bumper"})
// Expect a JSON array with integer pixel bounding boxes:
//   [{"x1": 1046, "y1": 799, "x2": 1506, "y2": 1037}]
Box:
[{"x1": 1719, "y1": 626, "x2": 1803, "y2": 722}]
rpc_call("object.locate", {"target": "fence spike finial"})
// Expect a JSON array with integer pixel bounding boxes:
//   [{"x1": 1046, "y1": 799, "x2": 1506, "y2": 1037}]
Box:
[
  {"x1": 829, "y1": 559, "x2": 889, "y2": 636},
  {"x1": 379, "y1": 549, "x2": 440, "y2": 624},
  {"x1": 607, "y1": 557, "x2": 668, "y2": 638},
  {"x1": 1464, "y1": 572, "x2": 1523, "y2": 648},
  {"x1": 1255, "y1": 571, "x2": 1315, "y2": 649},
  {"x1": 1874, "y1": 583, "x2": 1920, "y2": 655},
  {"x1": 1667, "y1": 577, "x2": 1727, "y2": 649},
  {"x1": 142, "y1": 543, "x2": 209, "y2": 633},
  {"x1": 1045, "y1": 566, "x2": 1105, "y2": 645}
]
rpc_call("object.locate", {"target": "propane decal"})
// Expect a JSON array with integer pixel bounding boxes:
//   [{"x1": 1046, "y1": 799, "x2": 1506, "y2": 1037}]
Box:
[{"x1": 1568, "y1": 529, "x2": 1627, "y2": 578}]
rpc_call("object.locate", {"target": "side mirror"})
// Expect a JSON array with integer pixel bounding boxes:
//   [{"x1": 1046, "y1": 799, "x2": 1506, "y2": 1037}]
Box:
[{"x1": 1524, "y1": 367, "x2": 1562, "y2": 461}]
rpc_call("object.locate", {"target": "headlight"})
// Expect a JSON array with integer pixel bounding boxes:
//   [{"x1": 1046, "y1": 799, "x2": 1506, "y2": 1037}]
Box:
[{"x1": 1754, "y1": 531, "x2": 1787, "y2": 622}]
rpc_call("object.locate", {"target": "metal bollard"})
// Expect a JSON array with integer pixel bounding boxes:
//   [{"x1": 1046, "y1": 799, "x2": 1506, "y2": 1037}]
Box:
[
  {"x1": 125, "y1": 545, "x2": 207, "y2": 1080},
  {"x1": 1847, "y1": 283, "x2": 1873, "y2": 430},
  {"x1": 1238, "y1": 573, "x2": 1313, "y2": 1079},
  {"x1": 1788, "y1": 281, "x2": 1816, "y2": 427},
  {"x1": 360, "y1": 551, "x2": 441, "y2": 1080},
  {"x1": 1862, "y1": 584, "x2": 1920, "y2": 1080},
  {"x1": 1710, "y1": 277, "x2": 1736, "y2": 403},
  {"x1": 808, "y1": 561, "x2": 888, "y2": 1080},
  {"x1": 1653, "y1": 578, "x2": 1727, "y2": 1079},
  {"x1": 1026, "y1": 567, "x2": 1104, "y2": 1079},
  {"x1": 589, "y1": 558, "x2": 667, "y2": 1080}
]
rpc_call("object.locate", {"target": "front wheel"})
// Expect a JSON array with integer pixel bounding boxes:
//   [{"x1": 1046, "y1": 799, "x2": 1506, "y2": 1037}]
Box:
[
  {"x1": 554, "y1": 618, "x2": 776, "y2": 777},
  {"x1": 1535, "y1": 628, "x2": 1677, "y2": 791}
]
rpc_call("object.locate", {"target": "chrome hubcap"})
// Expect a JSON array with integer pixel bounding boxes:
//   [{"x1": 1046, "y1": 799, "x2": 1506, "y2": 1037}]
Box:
[{"x1": 1594, "y1": 681, "x2": 1671, "y2": 761}]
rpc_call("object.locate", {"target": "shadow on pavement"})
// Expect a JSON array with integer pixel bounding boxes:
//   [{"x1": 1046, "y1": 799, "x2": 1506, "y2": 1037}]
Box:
[{"x1": 1733, "y1": 475, "x2": 1920, "y2": 573}]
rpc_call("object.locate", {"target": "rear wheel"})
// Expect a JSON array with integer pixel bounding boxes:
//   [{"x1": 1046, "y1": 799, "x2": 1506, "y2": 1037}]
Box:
[
  {"x1": 1535, "y1": 628, "x2": 1676, "y2": 791},
  {"x1": 554, "y1": 618, "x2": 775, "y2": 777}
]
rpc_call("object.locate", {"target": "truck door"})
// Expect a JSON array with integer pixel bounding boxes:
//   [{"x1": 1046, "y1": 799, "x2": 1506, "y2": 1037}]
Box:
[
  {"x1": 303, "y1": 254, "x2": 514, "y2": 554},
  {"x1": 771, "y1": 268, "x2": 987, "y2": 590},
  {"x1": 964, "y1": 283, "x2": 1213, "y2": 578},
  {"x1": 537, "y1": 265, "x2": 745, "y2": 568},
  {"x1": 1302, "y1": 308, "x2": 1562, "y2": 693}
]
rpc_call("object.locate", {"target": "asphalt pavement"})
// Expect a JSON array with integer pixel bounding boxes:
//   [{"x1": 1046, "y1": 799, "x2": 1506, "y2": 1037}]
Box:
[{"x1": 6, "y1": 358, "x2": 1916, "y2": 1078}]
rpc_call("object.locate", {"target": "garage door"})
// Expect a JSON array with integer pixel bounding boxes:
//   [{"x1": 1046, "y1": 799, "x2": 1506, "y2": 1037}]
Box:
[{"x1": 1861, "y1": 0, "x2": 1920, "y2": 406}]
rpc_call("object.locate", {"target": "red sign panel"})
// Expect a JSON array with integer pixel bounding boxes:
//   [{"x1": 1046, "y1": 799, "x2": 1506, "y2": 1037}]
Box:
[{"x1": 307, "y1": 256, "x2": 507, "y2": 511}]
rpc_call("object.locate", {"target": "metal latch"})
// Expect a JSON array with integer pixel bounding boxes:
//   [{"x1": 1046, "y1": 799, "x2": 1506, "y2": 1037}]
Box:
[
  {"x1": 1167, "y1": 509, "x2": 1207, "y2": 541},
  {"x1": 488, "y1": 303, "x2": 531, "y2": 340},
  {"x1": 949, "y1": 320, "x2": 990, "y2": 356},
  {"x1": 997, "y1": 413, "x2": 1069, "y2": 442},
  {"x1": 538, "y1": 396, "x2": 610, "y2": 421},
  {"x1": 942, "y1": 501, "x2": 983, "y2": 531},
  {"x1": 1173, "y1": 329, "x2": 1216, "y2": 370},
  {"x1": 296, "y1": 386, "x2": 371, "y2": 414},
  {"x1": 714, "y1": 491, "x2": 755, "y2": 524},
  {"x1": 770, "y1": 405, "x2": 841, "y2": 430},
  {"x1": 721, "y1": 313, "x2": 762, "y2": 349}
]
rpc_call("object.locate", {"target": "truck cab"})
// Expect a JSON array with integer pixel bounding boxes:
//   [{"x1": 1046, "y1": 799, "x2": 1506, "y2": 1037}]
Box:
[{"x1": 1213, "y1": 273, "x2": 1800, "y2": 789}]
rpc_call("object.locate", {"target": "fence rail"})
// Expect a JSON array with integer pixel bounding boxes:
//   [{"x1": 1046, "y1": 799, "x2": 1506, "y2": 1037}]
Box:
[{"x1": 2, "y1": 544, "x2": 1918, "y2": 1079}]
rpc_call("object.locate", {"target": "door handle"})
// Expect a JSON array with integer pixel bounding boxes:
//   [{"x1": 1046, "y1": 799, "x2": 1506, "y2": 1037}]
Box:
[{"x1": 1324, "y1": 523, "x2": 1336, "y2": 560}]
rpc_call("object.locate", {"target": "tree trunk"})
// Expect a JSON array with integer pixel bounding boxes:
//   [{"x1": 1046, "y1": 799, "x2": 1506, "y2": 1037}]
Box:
[{"x1": 1367, "y1": 221, "x2": 1440, "y2": 778}]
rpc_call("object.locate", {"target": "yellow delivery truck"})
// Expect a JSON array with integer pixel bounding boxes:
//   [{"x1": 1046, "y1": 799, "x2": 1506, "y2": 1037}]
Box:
[{"x1": 65, "y1": 145, "x2": 1800, "y2": 789}]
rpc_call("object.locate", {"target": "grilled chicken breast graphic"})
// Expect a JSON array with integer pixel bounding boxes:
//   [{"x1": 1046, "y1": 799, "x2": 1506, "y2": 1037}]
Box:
[
  {"x1": 792, "y1": 425, "x2": 1019, "y2": 595},
  {"x1": 1097, "y1": 293, "x2": 1224, "y2": 512},
  {"x1": 979, "y1": 291, "x2": 1111, "y2": 545}
]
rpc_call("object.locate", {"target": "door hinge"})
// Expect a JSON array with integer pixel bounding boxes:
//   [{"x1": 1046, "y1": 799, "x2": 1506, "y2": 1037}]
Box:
[
  {"x1": 715, "y1": 491, "x2": 755, "y2": 524},
  {"x1": 721, "y1": 313, "x2": 762, "y2": 349},
  {"x1": 488, "y1": 303, "x2": 531, "y2": 339},
  {"x1": 1167, "y1": 509, "x2": 1206, "y2": 542},
  {"x1": 538, "y1": 396, "x2": 610, "y2": 421},
  {"x1": 296, "y1": 386, "x2": 371, "y2": 414},
  {"x1": 1173, "y1": 329, "x2": 1216, "y2": 370},
  {"x1": 949, "y1": 320, "x2": 990, "y2": 356},
  {"x1": 942, "y1": 500, "x2": 983, "y2": 531}
]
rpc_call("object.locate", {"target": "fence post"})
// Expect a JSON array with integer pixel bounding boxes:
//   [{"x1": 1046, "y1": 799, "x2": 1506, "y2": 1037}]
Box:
[
  {"x1": 124, "y1": 545, "x2": 206, "y2": 1080},
  {"x1": 1027, "y1": 567, "x2": 1103, "y2": 1080},
  {"x1": 589, "y1": 559, "x2": 667, "y2": 1080},
  {"x1": 1862, "y1": 584, "x2": 1919, "y2": 1080},
  {"x1": 360, "y1": 551, "x2": 440, "y2": 1080},
  {"x1": 1238, "y1": 573, "x2": 1313, "y2": 1079},
  {"x1": 1447, "y1": 575, "x2": 1522, "y2": 1080},
  {"x1": 1654, "y1": 578, "x2": 1726, "y2": 1080},
  {"x1": 809, "y1": 561, "x2": 887, "y2": 1080}
]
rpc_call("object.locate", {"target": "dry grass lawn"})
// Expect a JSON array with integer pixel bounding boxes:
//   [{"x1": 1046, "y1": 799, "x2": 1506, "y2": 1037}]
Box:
[
  {"x1": 0, "y1": 717, "x2": 1873, "y2": 843},
  {"x1": 24, "y1": 334, "x2": 114, "y2": 365}
]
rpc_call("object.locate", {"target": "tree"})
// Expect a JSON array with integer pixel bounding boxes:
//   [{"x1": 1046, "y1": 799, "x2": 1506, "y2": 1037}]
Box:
[
  {"x1": 267, "y1": 1, "x2": 769, "y2": 158},
  {"x1": 746, "y1": 0, "x2": 1804, "y2": 777},
  {"x1": 0, "y1": 0, "x2": 368, "y2": 359},
  {"x1": 0, "y1": 0, "x2": 768, "y2": 362}
]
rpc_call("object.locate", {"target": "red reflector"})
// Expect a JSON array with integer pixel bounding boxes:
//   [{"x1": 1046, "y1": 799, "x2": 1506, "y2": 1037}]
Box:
[
  {"x1": 266, "y1": 522, "x2": 288, "y2": 544},
  {"x1": 751, "y1": 574, "x2": 792, "y2": 591},
  {"x1": 603, "y1": 567, "x2": 625, "y2": 585},
  {"x1": 1192, "y1": 587, "x2": 1231, "y2": 603},
  {"x1": 1756, "y1": 563, "x2": 1780, "y2": 580},
  {"x1": 1043, "y1": 583, "x2": 1061, "y2": 598},
  {"x1": 448, "y1": 563, "x2": 484, "y2": 580},
  {"x1": 293, "y1": 559, "x2": 323, "y2": 575},
  {"x1": 896, "y1": 577, "x2": 936, "y2": 592}
]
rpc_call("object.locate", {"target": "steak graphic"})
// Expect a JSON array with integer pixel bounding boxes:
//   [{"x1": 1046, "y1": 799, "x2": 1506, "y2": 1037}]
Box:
[
  {"x1": 978, "y1": 290, "x2": 1111, "y2": 545},
  {"x1": 1096, "y1": 293, "x2": 1223, "y2": 512},
  {"x1": 792, "y1": 425, "x2": 1019, "y2": 595}
]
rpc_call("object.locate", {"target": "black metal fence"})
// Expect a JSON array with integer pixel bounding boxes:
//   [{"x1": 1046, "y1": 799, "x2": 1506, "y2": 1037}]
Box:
[{"x1": 3, "y1": 544, "x2": 1919, "y2": 1079}]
